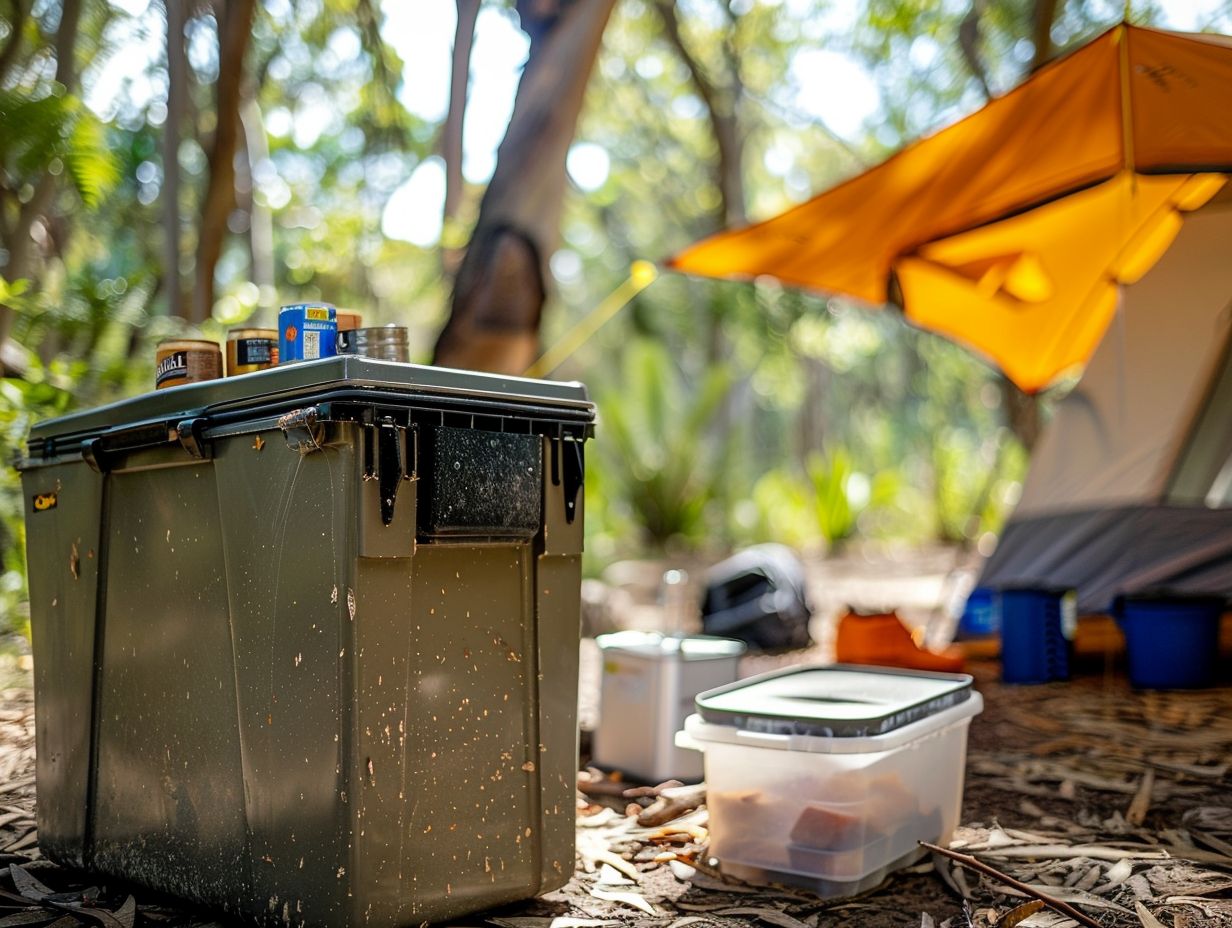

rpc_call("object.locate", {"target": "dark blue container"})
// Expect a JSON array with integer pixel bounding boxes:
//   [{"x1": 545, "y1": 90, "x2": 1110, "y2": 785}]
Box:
[
  {"x1": 1115, "y1": 593, "x2": 1225, "y2": 689},
  {"x1": 999, "y1": 586, "x2": 1075, "y2": 684},
  {"x1": 957, "y1": 587, "x2": 998, "y2": 638},
  {"x1": 279, "y1": 302, "x2": 337, "y2": 362}
]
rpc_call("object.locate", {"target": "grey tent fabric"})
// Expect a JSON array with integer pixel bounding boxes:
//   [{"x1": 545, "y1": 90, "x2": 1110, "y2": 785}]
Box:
[
  {"x1": 980, "y1": 506, "x2": 1232, "y2": 613},
  {"x1": 978, "y1": 198, "x2": 1232, "y2": 611}
]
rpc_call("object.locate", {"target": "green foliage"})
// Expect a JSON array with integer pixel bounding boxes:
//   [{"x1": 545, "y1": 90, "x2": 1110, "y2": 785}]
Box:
[
  {"x1": 932, "y1": 427, "x2": 1028, "y2": 544},
  {"x1": 0, "y1": 90, "x2": 119, "y2": 208},
  {"x1": 734, "y1": 468, "x2": 815, "y2": 551},
  {"x1": 0, "y1": 357, "x2": 76, "y2": 634},
  {"x1": 592, "y1": 338, "x2": 732, "y2": 552},
  {"x1": 806, "y1": 447, "x2": 900, "y2": 545}
]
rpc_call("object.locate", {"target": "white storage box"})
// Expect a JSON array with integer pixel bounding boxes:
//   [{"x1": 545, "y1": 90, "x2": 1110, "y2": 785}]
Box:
[
  {"x1": 593, "y1": 632, "x2": 745, "y2": 783},
  {"x1": 679, "y1": 665, "x2": 982, "y2": 896}
]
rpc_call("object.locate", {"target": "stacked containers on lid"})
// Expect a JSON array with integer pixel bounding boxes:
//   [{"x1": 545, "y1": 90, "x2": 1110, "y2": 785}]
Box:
[{"x1": 679, "y1": 666, "x2": 982, "y2": 897}]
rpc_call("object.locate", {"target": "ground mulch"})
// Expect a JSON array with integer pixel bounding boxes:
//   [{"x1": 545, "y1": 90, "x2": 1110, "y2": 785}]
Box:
[{"x1": 0, "y1": 660, "x2": 1229, "y2": 927}]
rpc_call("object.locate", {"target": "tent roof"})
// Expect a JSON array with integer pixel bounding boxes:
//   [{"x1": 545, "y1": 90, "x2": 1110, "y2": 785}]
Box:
[{"x1": 668, "y1": 23, "x2": 1232, "y2": 315}]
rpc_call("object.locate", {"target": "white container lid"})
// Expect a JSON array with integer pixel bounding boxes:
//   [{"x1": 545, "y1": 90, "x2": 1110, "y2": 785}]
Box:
[
  {"x1": 682, "y1": 690, "x2": 983, "y2": 756},
  {"x1": 687, "y1": 664, "x2": 978, "y2": 750},
  {"x1": 595, "y1": 630, "x2": 746, "y2": 661}
]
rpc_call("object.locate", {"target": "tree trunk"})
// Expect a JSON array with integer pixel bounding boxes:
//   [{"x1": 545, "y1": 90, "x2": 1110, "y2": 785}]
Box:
[
  {"x1": 654, "y1": 0, "x2": 747, "y2": 437},
  {"x1": 239, "y1": 96, "x2": 276, "y2": 314},
  {"x1": 52, "y1": 0, "x2": 81, "y2": 85},
  {"x1": 163, "y1": 0, "x2": 188, "y2": 318},
  {"x1": 653, "y1": 0, "x2": 745, "y2": 228},
  {"x1": 0, "y1": 0, "x2": 29, "y2": 85},
  {"x1": 432, "y1": 0, "x2": 617, "y2": 374},
  {"x1": 1000, "y1": 376, "x2": 1042, "y2": 451},
  {"x1": 1030, "y1": 0, "x2": 1063, "y2": 73},
  {"x1": 441, "y1": 0, "x2": 481, "y2": 274},
  {"x1": 193, "y1": 0, "x2": 256, "y2": 324},
  {"x1": 0, "y1": 0, "x2": 81, "y2": 352},
  {"x1": 959, "y1": 0, "x2": 992, "y2": 100},
  {"x1": 996, "y1": 0, "x2": 1066, "y2": 438}
]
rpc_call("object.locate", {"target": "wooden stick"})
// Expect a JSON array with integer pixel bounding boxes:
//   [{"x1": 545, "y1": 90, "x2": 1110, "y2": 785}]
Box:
[
  {"x1": 638, "y1": 783, "x2": 707, "y2": 827},
  {"x1": 920, "y1": 841, "x2": 1103, "y2": 928}
]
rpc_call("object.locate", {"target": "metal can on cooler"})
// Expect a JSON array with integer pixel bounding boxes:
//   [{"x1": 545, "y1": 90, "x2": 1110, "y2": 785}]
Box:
[
  {"x1": 335, "y1": 311, "x2": 362, "y2": 354},
  {"x1": 337, "y1": 325, "x2": 410, "y2": 363},
  {"x1": 279, "y1": 303, "x2": 337, "y2": 363},
  {"x1": 155, "y1": 339, "x2": 222, "y2": 390},
  {"x1": 226, "y1": 328, "x2": 279, "y2": 375}
]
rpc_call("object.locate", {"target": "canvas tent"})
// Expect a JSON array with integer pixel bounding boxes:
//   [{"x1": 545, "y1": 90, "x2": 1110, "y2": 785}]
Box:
[
  {"x1": 979, "y1": 194, "x2": 1232, "y2": 612},
  {"x1": 670, "y1": 24, "x2": 1232, "y2": 393},
  {"x1": 668, "y1": 22, "x2": 1232, "y2": 613}
]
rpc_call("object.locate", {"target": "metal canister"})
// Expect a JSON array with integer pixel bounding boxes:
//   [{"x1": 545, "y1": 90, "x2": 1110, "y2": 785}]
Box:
[
  {"x1": 335, "y1": 311, "x2": 363, "y2": 354},
  {"x1": 337, "y1": 325, "x2": 410, "y2": 363},
  {"x1": 279, "y1": 303, "x2": 337, "y2": 363},
  {"x1": 155, "y1": 339, "x2": 222, "y2": 390},
  {"x1": 226, "y1": 328, "x2": 279, "y2": 376}
]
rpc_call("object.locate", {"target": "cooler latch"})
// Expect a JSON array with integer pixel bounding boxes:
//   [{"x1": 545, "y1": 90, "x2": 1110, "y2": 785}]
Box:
[
  {"x1": 278, "y1": 406, "x2": 324, "y2": 453},
  {"x1": 175, "y1": 418, "x2": 211, "y2": 460}
]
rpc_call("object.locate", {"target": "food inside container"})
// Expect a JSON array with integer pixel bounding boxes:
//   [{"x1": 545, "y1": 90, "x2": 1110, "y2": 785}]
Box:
[{"x1": 679, "y1": 665, "x2": 983, "y2": 896}]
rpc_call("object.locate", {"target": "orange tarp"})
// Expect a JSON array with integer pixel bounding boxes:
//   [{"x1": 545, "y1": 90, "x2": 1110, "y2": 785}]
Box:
[{"x1": 669, "y1": 25, "x2": 1232, "y2": 392}]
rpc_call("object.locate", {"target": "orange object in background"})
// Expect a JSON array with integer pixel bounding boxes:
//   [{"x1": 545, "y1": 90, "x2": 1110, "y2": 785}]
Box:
[
  {"x1": 835, "y1": 610, "x2": 965, "y2": 674},
  {"x1": 669, "y1": 24, "x2": 1232, "y2": 393}
]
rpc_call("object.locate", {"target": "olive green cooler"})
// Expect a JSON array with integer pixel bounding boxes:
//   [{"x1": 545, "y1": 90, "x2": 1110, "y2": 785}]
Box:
[{"x1": 18, "y1": 357, "x2": 594, "y2": 927}]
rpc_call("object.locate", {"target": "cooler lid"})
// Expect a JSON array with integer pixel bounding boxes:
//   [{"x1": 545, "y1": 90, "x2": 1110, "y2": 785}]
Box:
[
  {"x1": 24, "y1": 356, "x2": 594, "y2": 462},
  {"x1": 596, "y1": 631, "x2": 746, "y2": 661},
  {"x1": 694, "y1": 664, "x2": 973, "y2": 738}
]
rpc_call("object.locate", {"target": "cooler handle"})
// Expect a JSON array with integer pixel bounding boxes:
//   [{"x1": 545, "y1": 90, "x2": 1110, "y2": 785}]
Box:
[{"x1": 81, "y1": 417, "x2": 211, "y2": 472}]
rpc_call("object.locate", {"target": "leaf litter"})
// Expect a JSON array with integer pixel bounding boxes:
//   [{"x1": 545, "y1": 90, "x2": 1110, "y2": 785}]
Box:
[{"x1": 0, "y1": 666, "x2": 1230, "y2": 926}]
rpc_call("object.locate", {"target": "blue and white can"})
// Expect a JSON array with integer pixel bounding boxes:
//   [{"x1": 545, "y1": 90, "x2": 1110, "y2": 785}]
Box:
[{"x1": 279, "y1": 302, "x2": 338, "y2": 363}]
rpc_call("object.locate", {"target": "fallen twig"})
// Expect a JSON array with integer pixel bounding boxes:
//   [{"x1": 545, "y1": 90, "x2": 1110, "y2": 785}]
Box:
[
  {"x1": 637, "y1": 784, "x2": 706, "y2": 828},
  {"x1": 979, "y1": 844, "x2": 1170, "y2": 862},
  {"x1": 577, "y1": 769, "x2": 629, "y2": 798},
  {"x1": 622, "y1": 780, "x2": 683, "y2": 799},
  {"x1": 920, "y1": 841, "x2": 1102, "y2": 928},
  {"x1": 1126, "y1": 767, "x2": 1154, "y2": 826}
]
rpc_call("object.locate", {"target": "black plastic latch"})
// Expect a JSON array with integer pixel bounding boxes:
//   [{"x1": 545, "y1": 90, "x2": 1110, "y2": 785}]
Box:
[
  {"x1": 562, "y1": 438, "x2": 584, "y2": 525},
  {"x1": 377, "y1": 417, "x2": 404, "y2": 526},
  {"x1": 175, "y1": 418, "x2": 211, "y2": 460},
  {"x1": 82, "y1": 438, "x2": 107, "y2": 473}
]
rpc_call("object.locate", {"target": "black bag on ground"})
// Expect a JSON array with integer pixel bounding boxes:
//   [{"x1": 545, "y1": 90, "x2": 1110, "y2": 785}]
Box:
[{"x1": 700, "y1": 544, "x2": 813, "y2": 651}]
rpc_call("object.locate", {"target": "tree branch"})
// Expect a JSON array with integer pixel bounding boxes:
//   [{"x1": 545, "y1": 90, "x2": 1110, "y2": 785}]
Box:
[
  {"x1": 163, "y1": 0, "x2": 188, "y2": 318},
  {"x1": 239, "y1": 96, "x2": 274, "y2": 309},
  {"x1": 1030, "y1": 0, "x2": 1062, "y2": 73},
  {"x1": 192, "y1": 0, "x2": 256, "y2": 323},
  {"x1": 653, "y1": 0, "x2": 745, "y2": 227},
  {"x1": 922, "y1": 842, "x2": 1101, "y2": 928},
  {"x1": 0, "y1": 0, "x2": 81, "y2": 346},
  {"x1": 433, "y1": 0, "x2": 617, "y2": 373},
  {"x1": 441, "y1": 0, "x2": 481, "y2": 270},
  {"x1": 959, "y1": 0, "x2": 992, "y2": 101},
  {"x1": 0, "y1": 0, "x2": 30, "y2": 86},
  {"x1": 52, "y1": 0, "x2": 81, "y2": 87}
]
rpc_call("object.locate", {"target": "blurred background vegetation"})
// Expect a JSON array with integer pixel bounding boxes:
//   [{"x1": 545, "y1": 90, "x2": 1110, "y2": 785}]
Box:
[{"x1": 0, "y1": 0, "x2": 1228, "y2": 631}]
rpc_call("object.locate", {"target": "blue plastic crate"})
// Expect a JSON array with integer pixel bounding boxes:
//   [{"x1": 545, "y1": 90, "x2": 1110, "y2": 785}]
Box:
[
  {"x1": 999, "y1": 587, "x2": 1075, "y2": 684},
  {"x1": 1116, "y1": 593, "x2": 1224, "y2": 689}
]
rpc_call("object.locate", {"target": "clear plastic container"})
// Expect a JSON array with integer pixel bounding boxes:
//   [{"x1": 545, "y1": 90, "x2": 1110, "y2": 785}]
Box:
[{"x1": 678, "y1": 667, "x2": 982, "y2": 896}]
